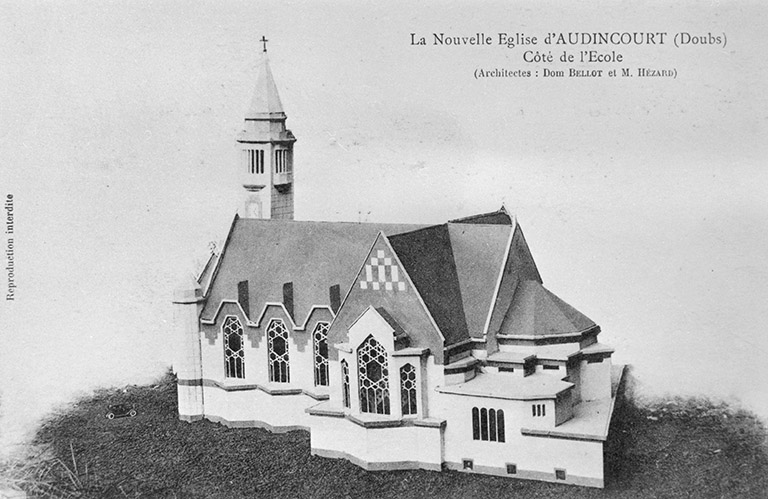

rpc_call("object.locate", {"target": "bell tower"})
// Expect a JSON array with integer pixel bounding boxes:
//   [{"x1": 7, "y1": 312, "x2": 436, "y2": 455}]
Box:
[{"x1": 237, "y1": 37, "x2": 296, "y2": 220}]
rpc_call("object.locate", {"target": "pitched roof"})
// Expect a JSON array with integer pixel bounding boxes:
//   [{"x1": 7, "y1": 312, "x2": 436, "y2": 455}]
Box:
[
  {"x1": 374, "y1": 307, "x2": 408, "y2": 343},
  {"x1": 200, "y1": 218, "x2": 425, "y2": 324},
  {"x1": 247, "y1": 53, "x2": 285, "y2": 119},
  {"x1": 498, "y1": 280, "x2": 596, "y2": 337},
  {"x1": 385, "y1": 219, "x2": 551, "y2": 344},
  {"x1": 196, "y1": 251, "x2": 219, "y2": 297},
  {"x1": 201, "y1": 211, "x2": 597, "y2": 351},
  {"x1": 446, "y1": 223, "x2": 513, "y2": 337},
  {"x1": 449, "y1": 206, "x2": 513, "y2": 225},
  {"x1": 388, "y1": 225, "x2": 470, "y2": 346}
]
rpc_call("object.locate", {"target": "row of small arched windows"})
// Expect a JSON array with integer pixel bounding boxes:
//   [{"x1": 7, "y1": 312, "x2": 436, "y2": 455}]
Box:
[
  {"x1": 222, "y1": 316, "x2": 329, "y2": 387},
  {"x1": 472, "y1": 407, "x2": 506, "y2": 442}
]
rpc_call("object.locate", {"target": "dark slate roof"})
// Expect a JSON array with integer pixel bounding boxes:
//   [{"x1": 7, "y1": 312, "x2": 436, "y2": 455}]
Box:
[
  {"x1": 374, "y1": 307, "x2": 408, "y2": 342},
  {"x1": 498, "y1": 280, "x2": 596, "y2": 337},
  {"x1": 449, "y1": 206, "x2": 513, "y2": 225},
  {"x1": 447, "y1": 223, "x2": 513, "y2": 337},
  {"x1": 200, "y1": 217, "x2": 425, "y2": 323},
  {"x1": 202, "y1": 210, "x2": 596, "y2": 350},
  {"x1": 388, "y1": 225, "x2": 470, "y2": 346}
]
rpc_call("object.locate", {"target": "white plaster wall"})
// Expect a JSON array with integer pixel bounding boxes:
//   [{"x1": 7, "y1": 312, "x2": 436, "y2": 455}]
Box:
[
  {"x1": 327, "y1": 358, "x2": 343, "y2": 407},
  {"x1": 424, "y1": 356, "x2": 443, "y2": 419},
  {"x1": 581, "y1": 357, "x2": 613, "y2": 401},
  {"x1": 348, "y1": 309, "x2": 396, "y2": 353},
  {"x1": 435, "y1": 392, "x2": 555, "y2": 434},
  {"x1": 172, "y1": 301, "x2": 202, "y2": 379},
  {"x1": 555, "y1": 390, "x2": 575, "y2": 426},
  {"x1": 497, "y1": 342, "x2": 579, "y2": 360},
  {"x1": 567, "y1": 360, "x2": 583, "y2": 404},
  {"x1": 174, "y1": 299, "x2": 204, "y2": 416},
  {"x1": 310, "y1": 417, "x2": 442, "y2": 467},
  {"x1": 201, "y1": 328, "x2": 222, "y2": 381},
  {"x1": 178, "y1": 385, "x2": 203, "y2": 418},
  {"x1": 203, "y1": 387, "x2": 315, "y2": 429},
  {"x1": 391, "y1": 354, "x2": 424, "y2": 419},
  {"x1": 498, "y1": 344, "x2": 538, "y2": 355},
  {"x1": 200, "y1": 317, "x2": 319, "y2": 392},
  {"x1": 198, "y1": 313, "x2": 324, "y2": 427},
  {"x1": 347, "y1": 310, "x2": 398, "y2": 416},
  {"x1": 287, "y1": 328, "x2": 315, "y2": 389},
  {"x1": 514, "y1": 436, "x2": 604, "y2": 480},
  {"x1": 436, "y1": 393, "x2": 603, "y2": 479}
]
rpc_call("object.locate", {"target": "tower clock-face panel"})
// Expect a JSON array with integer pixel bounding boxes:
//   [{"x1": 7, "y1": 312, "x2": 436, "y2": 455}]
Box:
[{"x1": 247, "y1": 203, "x2": 261, "y2": 219}]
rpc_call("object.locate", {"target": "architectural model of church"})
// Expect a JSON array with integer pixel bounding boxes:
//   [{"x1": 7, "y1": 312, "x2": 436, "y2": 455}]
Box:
[{"x1": 172, "y1": 45, "x2": 623, "y2": 489}]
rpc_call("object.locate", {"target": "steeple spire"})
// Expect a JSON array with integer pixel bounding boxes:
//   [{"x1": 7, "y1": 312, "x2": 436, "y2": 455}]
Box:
[
  {"x1": 247, "y1": 50, "x2": 285, "y2": 119},
  {"x1": 236, "y1": 40, "x2": 296, "y2": 220}
]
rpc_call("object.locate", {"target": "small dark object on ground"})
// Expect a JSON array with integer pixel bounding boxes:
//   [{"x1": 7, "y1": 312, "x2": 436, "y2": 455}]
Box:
[
  {"x1": 105, "y1": 404, "x2": 137, "y2": 420},
  {"x1": 27, "y1": 369, "x2": 768, "y2": 498}
]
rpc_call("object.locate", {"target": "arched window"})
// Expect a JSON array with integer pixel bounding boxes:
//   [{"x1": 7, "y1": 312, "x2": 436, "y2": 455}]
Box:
[
  {"x1": 480, "y1": 408, "x2": 489, "y2": 440},
  {"x1": 223, "y1": 316, "x2": 245, "y2": 379},
  {"x1": 341, "y1": 359, "x2": 350, "y2": 408},
  {"x1": 267, "y1": 319, "x2": 290, "y2": 383},
  {"x1": 313, "y1": 322, "x2": 330, "y2": 386},
  {"x1": 497, "y1": 410, "x2": 506, "y2": 442},
  {"x1": 358, "y1": 336, "x2": 390, "y2": 414},
  {"x1": 400, "y1": 363, "x2": 417, "y2": 415},
  {"x1": 472, "y1": 407, "x2": 505, "y2": 442}
]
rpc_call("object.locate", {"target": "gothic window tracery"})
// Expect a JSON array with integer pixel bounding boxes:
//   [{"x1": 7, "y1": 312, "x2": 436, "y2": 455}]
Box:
[
  {"x1": 357, "y1": 336, "x2": 390, "y2": 414},
  {"x1": 223, "y1": 316, "x2": 245, "y2": 379},
  {"x1": 400, "y1": 363, "x2": 418, "y2": 415},
  {"x1": 267, "y1": 319, "x2": 290, "y2": 383},
  {"x1": 313, "y1": 322, "x2": 329, "y2": 386}
]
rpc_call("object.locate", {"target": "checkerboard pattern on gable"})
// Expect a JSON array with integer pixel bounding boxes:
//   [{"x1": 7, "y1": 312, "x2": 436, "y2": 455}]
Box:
[{"x1": 360, "y1": 250, "x2": 406, "y2": 291}]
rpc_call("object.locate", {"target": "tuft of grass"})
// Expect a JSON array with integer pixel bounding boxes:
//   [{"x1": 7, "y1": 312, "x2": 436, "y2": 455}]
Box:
[
  {"x1": 8, "y1": 367, "x2": 768, "y2": 498},
  {"x1": 0, "y1": 443, "x2": 86, "y2": 498}
]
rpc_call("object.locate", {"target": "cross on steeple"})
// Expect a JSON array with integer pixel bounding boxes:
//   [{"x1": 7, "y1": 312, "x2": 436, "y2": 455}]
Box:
[{"x1": 260, "y1": 36, "x2": 268, "y2": 53}]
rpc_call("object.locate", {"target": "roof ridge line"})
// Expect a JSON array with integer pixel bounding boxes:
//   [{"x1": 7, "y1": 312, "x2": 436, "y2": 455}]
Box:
[
  {"x1": 480, "y1": 224, "x2": 516, "y2": 338},
  {"x1": 448, "y1": 206, "x2": 509, "y2": 224},
  {"x1": 387, "y1": 222, "x2": 447, "y2": 240}
]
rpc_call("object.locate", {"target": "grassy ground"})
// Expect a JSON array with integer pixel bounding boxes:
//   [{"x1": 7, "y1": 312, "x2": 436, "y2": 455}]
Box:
[{"x1": 4, "y1": 368, "x2": 767, "y2": 498}]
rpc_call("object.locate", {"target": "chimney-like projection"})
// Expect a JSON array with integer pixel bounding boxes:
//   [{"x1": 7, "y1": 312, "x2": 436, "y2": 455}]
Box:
[
  {"x1": 282, "y1": 281, "x2": 294, "y2": 319},
  {"x1": 237, "y1": 280, "x2": 250, "y2": 317},
  {"x1": 329, "y1": 284, "x2": 341, "y2": 313}
]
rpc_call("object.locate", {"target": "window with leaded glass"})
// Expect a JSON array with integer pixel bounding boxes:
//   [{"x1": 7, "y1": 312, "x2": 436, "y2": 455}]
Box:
[
  {"x1": 472, "y1": 407, "x2": 505, "y2": 442},
  {"x1": 267, "y1": 319, "x2": 290, "y2": 383},
  {"x1": 313, "y1": 322, "x2": 330, "y2": 386},
  {"x1": 223, "y1": 316, "x2": 245, "y2": 379},
  {"x1": 358, "y1": 336, "x2": 390, "y2": 414},
  {"x1": 400, "y1": 363, "x2": 417, "y2": 415},
  {"x1": 341, "y1": 359, "x2": 350, "y2": 408}
]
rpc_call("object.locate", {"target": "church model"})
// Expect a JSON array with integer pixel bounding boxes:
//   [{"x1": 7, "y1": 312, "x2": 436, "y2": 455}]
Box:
[{"x1": 172, "y1": 44, "x2": 624, "y2": 489}]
